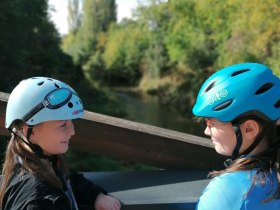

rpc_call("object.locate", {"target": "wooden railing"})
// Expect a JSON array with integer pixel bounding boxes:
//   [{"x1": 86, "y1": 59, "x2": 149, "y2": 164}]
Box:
[
  {"x1": 0, "y1": 91, "x2": 224, "y2": 209},
  {"x1": 0, "y1": 91, "x2": 224, "y2": 169}
]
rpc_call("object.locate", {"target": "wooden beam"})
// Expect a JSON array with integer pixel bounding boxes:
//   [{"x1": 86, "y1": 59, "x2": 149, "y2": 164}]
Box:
[{"x1": 0, "y1": 92, "x2": 225, "y2": 169}]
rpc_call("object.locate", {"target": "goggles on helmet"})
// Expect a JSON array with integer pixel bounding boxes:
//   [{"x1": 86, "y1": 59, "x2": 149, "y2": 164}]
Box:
[{"x1": 22, "y1": 88, "x2": 76, "y2": 122}]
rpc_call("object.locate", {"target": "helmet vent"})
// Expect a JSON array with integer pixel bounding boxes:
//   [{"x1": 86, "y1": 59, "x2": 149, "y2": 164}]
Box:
[
  {"x1": 37, "y1": 81, "x2": 44, "y2": 86},
  {"x1": 255, "y1": 83, "x2": 274, "y2": 95},
  {"x1": 231, "y1": 69, "x2": 250, "y2": 77},
  {"x1": 205, "y1": 81, "x2": 216, "y2": 92},
  {"x1": 274, "y1": 99, "x2": 280, "y2": 108},
  {"x1": 54, "y1": 83, "x2": 60, "y2": 88},
  {"x1": 214, "y1": 100, "x2": 233, "y2": 111}
]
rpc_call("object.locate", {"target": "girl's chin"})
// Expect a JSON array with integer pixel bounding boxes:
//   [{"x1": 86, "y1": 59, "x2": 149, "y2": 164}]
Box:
[
  {"x1": 214, "y1": 147, "x2": 231, "y2": 156},
  {"x1": 56, "y1": 145, "x2": 69, "y2": 154}
]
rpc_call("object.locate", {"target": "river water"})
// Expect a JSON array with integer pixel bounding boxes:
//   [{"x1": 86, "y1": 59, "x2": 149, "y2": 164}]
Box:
[{"x1": 114, "y1": 89, "x2": 205, "y2": 136}]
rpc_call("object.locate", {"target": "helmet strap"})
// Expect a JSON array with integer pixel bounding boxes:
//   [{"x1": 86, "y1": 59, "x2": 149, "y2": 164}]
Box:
[
  {"x1": 26, "y1": 126, "x2": 33, "y2": 141},
  {"x1": 232, "y1": 123, "x2": 243, "y2": 160},
  {"x1": 9, "y1": 127, "x2": 46, "y2": 159}
]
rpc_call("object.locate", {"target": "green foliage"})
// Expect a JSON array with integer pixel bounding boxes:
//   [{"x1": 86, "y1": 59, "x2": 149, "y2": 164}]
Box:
[
  {"x1": 101, "y1": 22, "x2": 148, "y2": 85},
  {"x1": 2, "y1": 0, "x2": 280, "y2": 171},
  {"x1": 266, "y1": 42, "x2": 280, "y2": 76},
  {"x1": 63, "y1": 0, "x2": 117, "y2": 74},
  {"x1": 136, "y1": 0, "x2": 170, "y2": 78},
  {"x1": 68, "y1": 0, "x2": 82, "y2": 33},
  {"x1": 63, "y1": 0, "x2": 280, "y2": 115},
  {"x1": 195, "y1": 0, "x2": 280, "y2": 69},
  {"x1": 165, "y1": 0, "x2": 196, "y2": 63},
  {"x1": 0, "y1": 0, "x2": 129, "y2": 171},
  {"x1": 0, "y1": 0, "x2": 82, "y2": 93}
]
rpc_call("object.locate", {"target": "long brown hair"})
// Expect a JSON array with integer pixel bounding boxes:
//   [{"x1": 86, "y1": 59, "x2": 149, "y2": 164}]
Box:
[
  {"x1": 0, "y1": 121, "x2": 68, "y2": 206},
  {"x1": 209, "y1": 117, "x2": 280, "y2": 201}
]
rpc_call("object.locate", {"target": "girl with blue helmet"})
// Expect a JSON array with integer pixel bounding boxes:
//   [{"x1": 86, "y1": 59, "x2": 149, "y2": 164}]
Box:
[
  {"x1": 193, "y1": 63, "x2": 280, "y2": 209},
  {"x1": 0, "y1": 77, "x2": 121, "y2": 210}
]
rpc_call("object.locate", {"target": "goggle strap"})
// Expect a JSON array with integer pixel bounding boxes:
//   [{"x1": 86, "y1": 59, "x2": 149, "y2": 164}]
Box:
[
  {"x1": 42, "y1": 100, "x2": 49, "y2": 106},
  {"x1": 22, "y1": 103, "x2": 45, "y2": 123}
]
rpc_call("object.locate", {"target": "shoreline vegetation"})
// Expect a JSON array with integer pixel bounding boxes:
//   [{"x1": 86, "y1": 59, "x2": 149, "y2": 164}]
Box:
[{"x1": 1, "y1": 0, "x2": 280, "y2": 171}]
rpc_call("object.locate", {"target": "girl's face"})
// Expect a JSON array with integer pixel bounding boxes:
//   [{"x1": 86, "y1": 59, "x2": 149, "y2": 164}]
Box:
[
  {"x1": 30, "y1": 120, "x2": 75, "y2": 155},
  {"x1": 204, "y1": 118, "x2": 263, "y2": 156},
  {"x1": 204, "y1": 118, "x2": 237, "y2": 156}
]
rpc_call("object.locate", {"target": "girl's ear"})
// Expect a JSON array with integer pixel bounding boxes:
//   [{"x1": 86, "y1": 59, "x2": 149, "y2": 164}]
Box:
[{"x1": 242, "y1": 120, "x2": 260, "y2": 140}]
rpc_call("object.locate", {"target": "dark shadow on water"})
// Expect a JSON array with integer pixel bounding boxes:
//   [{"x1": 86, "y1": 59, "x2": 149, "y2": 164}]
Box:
[{"x1": 114, "y1": 89, "x2": 204, "y2": 136}]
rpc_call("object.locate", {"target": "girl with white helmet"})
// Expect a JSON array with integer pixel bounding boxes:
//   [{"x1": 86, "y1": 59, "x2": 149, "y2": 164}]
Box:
[
  {"x1": 0, "y1": 77, "x2": 121, "y2": 210},
  {"x1": 193, "y1": 63, "x2": 280, "y2": 209}
]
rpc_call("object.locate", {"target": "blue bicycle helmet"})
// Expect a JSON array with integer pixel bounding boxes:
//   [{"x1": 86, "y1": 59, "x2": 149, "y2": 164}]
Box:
[
  {"x1": 6, "y1": 77, "x2": 84, "y2": 129},
  {"x1": 192, "y1": 63, "x2": 280, "y2": 122}
]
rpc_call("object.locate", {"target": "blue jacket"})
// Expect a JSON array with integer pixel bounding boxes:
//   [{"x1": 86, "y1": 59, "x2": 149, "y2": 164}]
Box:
[{"x1": 196, "y1": 169, "x2": 280, "y2": 210}]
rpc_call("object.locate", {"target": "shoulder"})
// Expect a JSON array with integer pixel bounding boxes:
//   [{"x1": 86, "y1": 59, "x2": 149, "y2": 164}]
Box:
[
  {"x1": 210, "y1": 170, "x2": 254, "y2": 190},
  {"x1": 197, "y1": 170, "x2": 280, "y2": 210},
  {"x1": 3, "y1": 172, "x2": 70, "y2": 210},
  {"x1": 196, "y1": 171, "x2": 254, "y2": 210},
  {"x1": 8, "y1": 171, "x2": 56, "y2": 194},
  {"x1": 211, "y1": 171, "x2": 254, "y2": 194}
]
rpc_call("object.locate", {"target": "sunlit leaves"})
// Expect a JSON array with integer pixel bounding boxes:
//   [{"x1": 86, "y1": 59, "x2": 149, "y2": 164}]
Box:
[
  {"x1": 101, "y1": 23, "x2": 148, "y2": 83},
  {"x1": 63, "y1": 0, "x2": 280, "y2": 110}
]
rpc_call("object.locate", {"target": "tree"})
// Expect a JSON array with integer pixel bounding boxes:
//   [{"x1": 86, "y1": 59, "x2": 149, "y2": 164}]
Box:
[
  {"x1": 100, "y1": 22, "x2": 148, "y2": 85},
  {"x1": 63, "y1": 0, "x2": 116, "y2": 61},
  {"x1": 0, "y1": 0, "x2": 82, "y2": 93},
  {"x1": 68, "y1": 0, "x2": 82, "y2": 33}
]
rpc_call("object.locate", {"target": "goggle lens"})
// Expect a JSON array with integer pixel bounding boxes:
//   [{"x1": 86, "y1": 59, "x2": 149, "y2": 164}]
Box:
[{"x1": 47, "y1": 89, "x2": 71, "y2": 105}]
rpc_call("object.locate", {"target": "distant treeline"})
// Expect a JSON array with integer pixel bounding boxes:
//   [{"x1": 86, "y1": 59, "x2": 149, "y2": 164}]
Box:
[
  {"x1": 1, "y1": 0, "x2": 280, "y2": 171},
  {"x1": 0, "y1": 0, "x2": 127, "y2": 117},
  {"x1": 2, "y1": 0, "x2": 280, "y2": 116},
  {"x1": 62, "y1": 0, "x2": 280, "y2": 116}
]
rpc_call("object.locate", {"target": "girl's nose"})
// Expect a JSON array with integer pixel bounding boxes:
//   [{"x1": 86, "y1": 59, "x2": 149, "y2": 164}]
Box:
[{"x1": 204, "y1": 126, "x2": 210, "y2": 136}]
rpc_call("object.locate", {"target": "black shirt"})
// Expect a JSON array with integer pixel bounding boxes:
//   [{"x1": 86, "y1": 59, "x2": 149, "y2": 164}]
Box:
[{"x1": 2, "y1": 164, "x2": 105, "y2": 210}]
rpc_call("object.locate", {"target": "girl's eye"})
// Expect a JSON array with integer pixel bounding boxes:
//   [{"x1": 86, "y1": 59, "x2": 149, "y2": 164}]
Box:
[
  {"x1": 60, "y1": 122, "x2": 67, "y2": 128},
  {"x1": 206, "y1": 121, "x2": 215, "y2": 127},
  {"x1": 205, "y1": 119, "x2": 230, "y2": 127}
]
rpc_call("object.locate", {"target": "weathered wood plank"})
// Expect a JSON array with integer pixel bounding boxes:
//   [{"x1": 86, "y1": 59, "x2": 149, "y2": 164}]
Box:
[{"x1": 0, "y1": 91, "x2": 225, "y2": 169}]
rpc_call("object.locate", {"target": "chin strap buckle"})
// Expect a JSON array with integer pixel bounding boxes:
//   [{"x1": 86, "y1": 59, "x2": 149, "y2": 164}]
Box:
[{"x1": 224, "y1": 159, "x2": 234, "y2": 167}]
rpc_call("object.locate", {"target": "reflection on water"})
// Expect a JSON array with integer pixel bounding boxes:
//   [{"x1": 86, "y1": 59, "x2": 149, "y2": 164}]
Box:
[{"x1": 114, "y1": 89, "x2": 204, "y2": 136}]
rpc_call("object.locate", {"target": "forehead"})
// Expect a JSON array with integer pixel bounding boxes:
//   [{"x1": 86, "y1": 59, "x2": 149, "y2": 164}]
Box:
[
  {"x1": 36, "y1": 120, "x2": 65, "y2": 128},
  {"x1": 205, "y1": 117, "x2": 218, "y2": 121}
]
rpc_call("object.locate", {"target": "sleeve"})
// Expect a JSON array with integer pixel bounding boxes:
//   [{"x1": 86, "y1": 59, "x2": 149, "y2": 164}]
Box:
[
  {"x1": 196, "y1": 173, "x2": 246, "y2": 210},
  {"x1": 69, "y1": 171, "x2": 107, "y2": 206}
]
